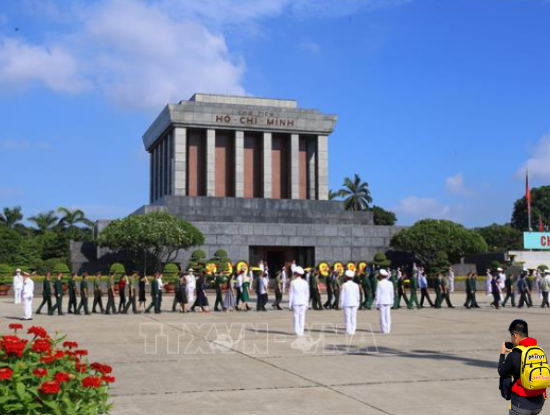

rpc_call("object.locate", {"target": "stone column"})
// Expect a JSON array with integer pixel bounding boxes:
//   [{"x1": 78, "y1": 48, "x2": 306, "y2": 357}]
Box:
[
  {"x1": 172, "y1": 127, "x2": 187, "y2": 196},
  {"x1": 235, "y1": 131, "x2": 244, "y2": 197},
  {"x1": 155, "y1": 145, "x2": 161, "y2": 201},
  {"x1": 160, "y1": 138, "x2": 165, "y2": 198},
  {"x1": 290, "y1": 133, "x2": 300, "y2": 199},
  {"x1": 263, "y1": 132, "x2": 272, "y2": 199},
  {"x1": 307, "y1": 137, "x2": 317, "y2": 200},
  {"x1": 317, "y1": 135, "x2": 329, "y2": 201},
  {"x1": 206, "y1": 129, "x2": 216, "y2": 197},
  {"x1": 150, "y1": 151, "x2": 155, "y2": 203}
]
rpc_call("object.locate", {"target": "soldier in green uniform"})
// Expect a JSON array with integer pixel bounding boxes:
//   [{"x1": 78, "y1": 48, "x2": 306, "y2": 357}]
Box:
[
  {"x1": 49, "y1": 272, "x2": 65, "y2": 315},
  {"x1": 366, "y1": 268, "x2": 377, "y2": 309},
  {"x1": 395, "y1": 270, "x2": 412, "y2": 309},
  {"x1": 354, "y1": 272, "x2": 364, "y2": 309},
  {"x1": 36, "y1": 272, "x2": 53, "y2": 314},
  {"x1": 323, "y1": 272, "x2": 334, "y2": 309},
  {"x1": 76, "y1": 272, "x2": 91, "y2": 315},
  {"x1": 67, "y1": 273, "x2": 78, "y2": 314},
  {"x1": 391, "y1": 269, "x2": 399, "y2": 309},
  {"x1": 214, "y1": 272, "x2": 226, "y2": 312},
  {"x1": 501, "y1": 272, "x2": 516, "y2": 307},
  {"x1": 310, "y1": 270, "x2": 322, "y2": 310},
  {"x1": 124, "y1": 272, "x2": 139, "y2": 314},
  {"x1": 409, "y1": 266, "x2": 421, "y2": 309},
  {"x1": 434, "y1": 273, "x2": 443, "y2": 308},
  {"x1": 464, "y1": 272, "x2": 473, "y2": 309},
  {"x1": 92, "y1": 272, "x2": 105, "y2": 314},
  {"x1": 145, "y1": 273, "x2": 160, "y2": 313},
  {"x1": 105, "y1": 273, "x2": 117, "y2": 315},
  {"x1": 272, "y1": 270, "x2": 283, "y2": 310},
  {"x1": 332, "y1": 273, "x2": 341, "y2": 310},
  {"x1": 441, "y1": 274, "x2": 455, "y2": 308}
]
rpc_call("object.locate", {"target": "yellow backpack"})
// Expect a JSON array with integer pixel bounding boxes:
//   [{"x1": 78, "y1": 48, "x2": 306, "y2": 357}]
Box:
[{"x1": 514, "y1": 345, "x2": 550, "y2": 391}]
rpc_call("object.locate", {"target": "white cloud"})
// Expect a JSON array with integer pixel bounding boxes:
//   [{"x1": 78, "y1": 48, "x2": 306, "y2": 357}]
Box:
[
  {"x1": 0, "y1": 0, "x2": 409, "y2": 111},
  {"x1": 519, "y1": 131, "x2": 550, "y2": 181},
  {"x1": 445, "y1": 172, "x2": 473, "y2": 196},
  {"x1": 0, "y1": 139, "x2": 52, "y2": 151},
  {"x1": 394, "y1": 196, "x2": 453, "y2": 222}
]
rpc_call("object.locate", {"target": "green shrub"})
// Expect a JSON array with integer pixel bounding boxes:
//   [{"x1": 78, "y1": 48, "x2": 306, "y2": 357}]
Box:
[
  {"x1": 373, "y1": 252, "x2": 391, "y2": 267},
  {"x1": 44, "y1": 258, "x2": 67, "y2": 273},
  {"x1": 538, "y1": 264, "x2": 549, "y2": 272},
  {"x1": 214, "y1": 249, "x2": 228, "y2": 259},
  {"x1": 163, "y1": 263, "x2": 180, "y2": 278},
  {"x1": 191, "y1": 249, "x2": 206, "y2": 260},
  {"x1": 0, "y1": 264, "x2": 13, "y2": 282},
  {"x1": 490, "y1": 260, "x2": 501, "y2": 269},
  {"x1": 110, "y1": 263, "x2": 125, "y2": 276},
  {"x1": 53, "y1": 262, "x2": 70, "y2": 274}
]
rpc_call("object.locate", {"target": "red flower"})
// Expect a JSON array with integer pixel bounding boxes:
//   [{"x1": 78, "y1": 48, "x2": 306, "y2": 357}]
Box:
[
  {"x1": 101, "y1": 375, "x2": 115, "y2": 384},
  {"x1": 8, "y1": 323, "x2": 23, "y2": 332},
  {"x1": 54, "y1": 350, "x2": 65, "y2": 359},
  {"x1": 33, "y1": 368, "x2": 48, "y2": 378},
  {"x1": 75, "y1": 349, "x2": 88, "y2": 357},
  {"x1": 75, "y1": 362, "x2": 87, "y2": 373},
  {"x1": 2, "y1": 337, "x2": 27, "y2": 357},
  {"x1": 0, "y1": 368, "x2": 13, "y2": 380},
  {"x1": 27, "y1": 326, "x2": 48, "y2": 339},
  {"x1": 54, "y1": 372, "x2": 70, "y2": 383},
  {"x1": 62, "y1": 341, "x2": 78, "y2": 349},
  {"x1": 31, "y1": 338, "x2": 52, "y2": 354},
  {"x1": 90, "y1": 362, "x2": 113, "y2": 374},
  {"x1": 39, "y1": 380, "x2": 60, "y2": 395},
  {"x1": 82, "y1": 376, "x2": 102, "y2": 388},
  {"x1": 40, "y1": 355, "x2": 56, "y2": 364}
]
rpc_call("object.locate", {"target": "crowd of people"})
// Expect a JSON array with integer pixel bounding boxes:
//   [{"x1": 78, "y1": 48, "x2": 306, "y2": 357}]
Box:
[{"x1": 8, "y1": 262, "x2": 550, "y2": 335}]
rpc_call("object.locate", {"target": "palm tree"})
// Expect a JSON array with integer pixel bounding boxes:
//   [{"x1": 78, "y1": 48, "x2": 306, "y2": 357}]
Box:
[
  {"x1": 28, "y1": 210, "x2": 59, "y2": 233},
  {"x1": 0, "y1": 206, "x2": 23, "y2": 229},
  {"x1": 337, "y1": 174, "x2": 373, "y2": 211},
  {"x1": 328, "y1": 190, "x2": 340, "y2": 201},
  {"x1": 57, "y1": 207, "x2": 94, "y2": 235}
]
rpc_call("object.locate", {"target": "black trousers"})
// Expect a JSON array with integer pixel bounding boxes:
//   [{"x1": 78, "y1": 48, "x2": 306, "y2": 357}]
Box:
[
  {"x1": 236, "y1": 288, "x2": 242, "y2": 306},
  {"x1": 492, "y1": 291, "x2": 501, "y2": 309},
  {"x1": 124, "y1": 293, "x2": 138, "y2": 313},
  {"x1": 541, "y1": 292, "x2": 550, "y2": 308},
  {"x1": 273, "y1": 288, "x2": 283, "y2": 309},
  {"x1": 118, "y1": 292, "x2": 126, "y2": 313},
  {"x1": 518, "y1": 290, "x2": 532, "y2": 308},
  {"x1": 333, "y1": 291, "x2": 340, "y2": 310},
  {"x1": 420, "y1": 288, "x2": 434, "y2": 307},
  {"x1": 145, "y1": 295, "x2": 159, "y2": 313},
  {"x1": 36, "y1": 294, "x2": 52, "y2": 314},
  {"x1": 502, "y1": 290, "x2": 516, "y2": 307},
  {"x1": 76, "y1": 295, "x2": 89, "y2": 315},
  {"x1": 311, "y1": 288, "x2": 322, "y2": 310},
  {"x1": 105, "y1": 291, "x2": 117, "y2": 314},
  {"x1": 49, "y1": 295, "x2": 64, "y2": 315},
  {"x1": 92, "y1": 291, "x2": 104, "y2": 313},
  {"x1": 214, "y1": 290, "x2": 224, "y2": 311},
  {"x1": 324, "y1": 287, "x2": 333, "y2": 308},
  {"x1": 442, "y1": 293, "x2": 454, "y2": 308},
  {"x1": 68, "y1": 292, "x2": 78, "y2": 314},
  {"x1": 259, "y1": 293, "x2": 268, "y2": 311}
]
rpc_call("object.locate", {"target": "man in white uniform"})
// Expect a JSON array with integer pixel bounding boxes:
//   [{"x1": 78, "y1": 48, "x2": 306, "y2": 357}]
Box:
[
  {"x1": 22, "y1": 272, "x2": 34, "y2": 320},
  {"x1": 185, "y1": 269, "x2": 196, "y2": 308},
  {"x1": 339, "y1": 270, "x2": 361, "y2": 335},
  {"x1": 288, "y1": 266, "x2": 309, "y2": 336},
  {"x1": 448, "y1": 267, "x2": 455, "y2": 293},
  {"x1": 498, "y1": 267, "x2": 506, "y2": 291},
  {"x1": 376, "y1": 269, "x2": 394, "y2": 334},
  {"x1": 281, "y1": 267, "x2": 287, "y2": 294},
  {"x1": 486, "y1": 269, "x2": 492, "y2": 296},
  {"x1": 13, "y1": 268, "x2": 23, "y2": 304}
]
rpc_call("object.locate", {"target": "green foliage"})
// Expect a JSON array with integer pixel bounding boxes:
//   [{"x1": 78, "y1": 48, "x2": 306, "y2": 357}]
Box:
[
  {"x1": 53, "y1": 262, "x2": 70, "y2": 274},
  {"x1": 0, "y1": 263, "x2": 13, "y2": 279},
  {"x1": 98, "y1": 211, "x2": 205, "y2": 274},
  {"x1": 0, "y1": 206, "x2": 23, "y2": 229},
  {"x1": 474, "y1": 223, "x2": 522, "y2": 252},
  {"x1": 163, "y1": 263, "x2": 180, "y2": 278},
  {"x1": 512, "y1": 185, "x2": 550, "y2": 231},
  {"x1": 42, "y1": 258, "x2": 66, "y2": 274},
  {"x1": 337, "y1": 174, "x2": 372, "y2": 211},
  {"x1": 390, "y1": 219, "x2": 488, "y2": 265},
  {"x1": 430, "y1": 251, "x2": 451, "y2": 276},
  {"x1": 109, "y1": 263, "x2": 125, "y2": 276},
  {"x1": 28, "y1": 210, "x2": 58, "y2": 233},
  {"x1": 490, "y1": 260, "x2": 502, "y2": 269},
  {"x1": 373, "y1": 252, "x2": 391, "y2": 267},
  {"x1": 372, "y1": 205, "x2": 397, "y2": 226},
  {"x1": 538, "y1": 264, "x2": 549, "y2": 271},
  {"x1": 191, "y1": 249, "x2": 206, "y2": 260},
  {"x1": 214, "y1": 249, "x2": 228, "y2": 259}
]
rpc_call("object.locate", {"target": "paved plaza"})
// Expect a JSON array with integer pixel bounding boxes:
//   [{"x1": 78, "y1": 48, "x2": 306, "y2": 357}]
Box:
[{"x1": 1, "y1": 292, "x2": 548, "y2": 415}]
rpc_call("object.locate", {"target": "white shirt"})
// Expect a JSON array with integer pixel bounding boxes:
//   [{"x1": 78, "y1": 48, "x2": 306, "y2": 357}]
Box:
[
  {"x1": 22, "y1": 278, "x2": 34, "y2": 298},
  {"x1": 339, "y1": 280, "x2": 360, "y2": 308},
  {"x1": 499, "y1": 273, "x2": 506, "y2": 290},
  {"x1": 289, "y1": 278, "x2": 309, "y2": 307},
  {"x1": 13, "y1": 274, "x2": 23, "y2": 288},
  {"x1": 158, "y1": 277, "x2": 164, "y2": 290},
  {"x1": 260, "y1": 277, "x2": 269, "y2": 294},
  {"x1": 375, "y1": 279, "x2": 395, "y2": 306},
  {"x1": 235, "y1": 274, "x2": 243, "y2": 288}
]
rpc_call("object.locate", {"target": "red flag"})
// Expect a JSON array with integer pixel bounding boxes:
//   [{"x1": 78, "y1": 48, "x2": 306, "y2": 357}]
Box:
[
  {"x1": 526, "y1": 169, "x2": 532, "y2": 231},
  {"x1": 539, "y1": 214, "x2": 544, "y2": 232}
]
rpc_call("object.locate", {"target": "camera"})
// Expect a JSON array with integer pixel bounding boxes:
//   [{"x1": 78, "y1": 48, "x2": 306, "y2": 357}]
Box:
[{"x1": 505, "y1": 342, "x2": 513, "y2": 349}]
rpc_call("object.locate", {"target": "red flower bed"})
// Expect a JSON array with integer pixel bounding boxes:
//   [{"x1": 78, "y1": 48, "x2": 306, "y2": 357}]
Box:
[{"x1": 0, "y1": 322, "x2": 115, "y2": 414}]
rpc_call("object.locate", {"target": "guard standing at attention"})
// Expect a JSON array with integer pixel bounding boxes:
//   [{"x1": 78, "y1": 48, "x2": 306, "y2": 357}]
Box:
[
  {"x1": 67, "y1": 273, "x2": 78, "y2": 314},
  {"x1": 105, "y1": 273, "x2": 117, "y2": 315},
  {"x1": 49, "y1": 272, "x2": 64, "y2": 316},
  {"x1": 36, "y1": 272, "x2": 52, "y2": 315},
  {"x1": 76, "y1": 272, "x2": 91, "y2": 315},
  {"x1": 92, "y1": 272, "x2": 105, "y2": 314}
]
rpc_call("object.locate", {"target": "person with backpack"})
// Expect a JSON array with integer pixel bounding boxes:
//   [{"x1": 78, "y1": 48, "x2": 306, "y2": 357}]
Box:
[{"x1": 499, "y1": 319, "x2": 549, "y2": 414}]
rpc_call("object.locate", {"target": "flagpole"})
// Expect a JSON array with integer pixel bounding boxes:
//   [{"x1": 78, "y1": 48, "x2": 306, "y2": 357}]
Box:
[{"x1": 527, "y1": 169, "x2": 532, "y2": 232}]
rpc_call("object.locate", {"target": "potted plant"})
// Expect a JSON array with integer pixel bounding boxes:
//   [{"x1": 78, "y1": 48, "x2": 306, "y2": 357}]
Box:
[
  {"x1": 163, "y1": 263, "x2": 180, "y2": 293},
  {"x1": 0, "y1": 264, "x2": 13, "y2": 296}
]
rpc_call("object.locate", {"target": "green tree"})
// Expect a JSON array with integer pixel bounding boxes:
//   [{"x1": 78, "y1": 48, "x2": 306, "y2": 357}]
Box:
[
  {"x1": 511, "y1": 185, "x2": 550, "y2": 231},
  {"x1": 28, "y1": 210, "x2": 59, "y2": 233},
  {"x1": 57, "y1": 207, "x2": 94, "y2": 239},
  {"x1": 0, "y1": 206, "x2": 23, "y2": 229},
  {"x1": 372, "y1": 205, "x2": 397, "y2": 226},
  {"x1": 328, "y1": 190, "x2": 339, "y2": 201},
  {"x1": 474, "y1": 223, "x2": 523, "y2": 252},
  {"x1": 337, "y1": 174, "x2": 372, "y2": 211},
  {"x1": 98, "y1": 211, "x2": 205, "y2": 274},
  {"x1": 390, "y1": 219, "x2": 487, "y2": 265}
]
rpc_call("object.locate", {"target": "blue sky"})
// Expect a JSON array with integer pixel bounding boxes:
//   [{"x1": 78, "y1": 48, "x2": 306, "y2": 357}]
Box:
[{"x1": 0, "y1": 0, "x2": 549, "y2": 226}]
